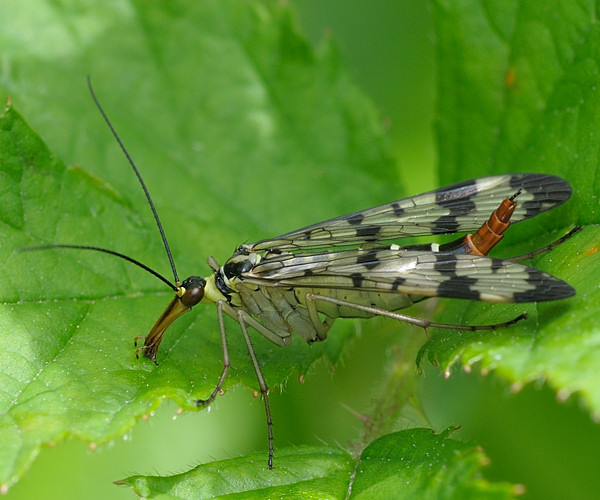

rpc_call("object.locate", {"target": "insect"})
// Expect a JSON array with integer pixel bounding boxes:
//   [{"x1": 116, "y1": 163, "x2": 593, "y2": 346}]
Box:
[{"x1": 26, "y1": 80, "x2": 578, "y2": 469}]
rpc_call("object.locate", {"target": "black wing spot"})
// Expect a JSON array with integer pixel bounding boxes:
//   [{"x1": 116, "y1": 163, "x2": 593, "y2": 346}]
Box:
[
  {"x1": 433, "y1": 255, "x2": 480, "y2": 300},
  {"x1": 348, "y1": 213, "x2": 364, "y2": 225},
  {"x1": 431, "y1": 215, "x2": 461, "y2": 233},
  {"x1": 391, "y1": 202, "x2": 405, "y2": 216},
  {"x1": 350, "y1": 273, "x2": 364, "y2": 288},
  {"x1": 357, "y1": 249, "x2": 381, "y2": 270},
  {"x1": 356, "y1": 225, "x2": 381, "y2": 240},
  {"x1": 436, "y1": 276, "x2": 480, "y2": 300},
  {"x1": 391, "y1": 277, "x2": 406, "y2": 290}
]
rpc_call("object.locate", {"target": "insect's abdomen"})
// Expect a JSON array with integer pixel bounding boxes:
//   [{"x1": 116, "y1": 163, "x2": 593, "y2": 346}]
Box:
[
  {"x1": 235, "y1": 280, "x2": 417, "y2": 344},
  {"x1": 235, "y1": 283, "x2": 314, "y2": 342}
]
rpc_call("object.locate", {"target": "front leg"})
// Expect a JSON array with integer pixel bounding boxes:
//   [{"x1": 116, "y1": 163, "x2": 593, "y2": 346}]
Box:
[{"x1": 195, "y1": 301, "x2": 231, "y2": 407}]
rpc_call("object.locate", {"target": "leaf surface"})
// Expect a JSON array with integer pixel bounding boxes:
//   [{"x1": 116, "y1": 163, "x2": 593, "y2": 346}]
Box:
[
  {"x1": 0, "y1": 0, "x2": 397, "y2": 488},
  {"x1": 118, "y1": 429, "x2": 516, "y2": 500}
]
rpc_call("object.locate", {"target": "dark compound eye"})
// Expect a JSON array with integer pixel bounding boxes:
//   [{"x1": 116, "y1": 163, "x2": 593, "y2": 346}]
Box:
[{"x1": 180, "y1": 276, "x2": 206, "y2": 307}]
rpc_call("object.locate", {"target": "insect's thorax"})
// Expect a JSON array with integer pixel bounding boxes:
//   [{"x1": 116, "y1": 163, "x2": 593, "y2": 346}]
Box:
[{"x1": 203, "y1": 248, "x2": 260, "y2": 306}]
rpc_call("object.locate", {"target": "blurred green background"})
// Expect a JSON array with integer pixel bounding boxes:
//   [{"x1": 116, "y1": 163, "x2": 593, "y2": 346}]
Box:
[{"x1": 6, "y1": 2, "x2": 600, "y2": 499}]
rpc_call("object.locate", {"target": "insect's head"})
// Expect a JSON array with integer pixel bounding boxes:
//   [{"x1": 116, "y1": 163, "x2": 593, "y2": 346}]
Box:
[{"x1": 136, "y1": 275, "x2": 207, "y2": 364}]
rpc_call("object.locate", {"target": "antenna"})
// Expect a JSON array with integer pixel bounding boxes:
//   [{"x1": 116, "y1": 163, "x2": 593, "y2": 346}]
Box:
[
  {"x1": 20, "y1": 244, "x2": 178, "y2": 292},
  {"x1": 86, "y1": 76, "x2": 180, "y2": 285}
]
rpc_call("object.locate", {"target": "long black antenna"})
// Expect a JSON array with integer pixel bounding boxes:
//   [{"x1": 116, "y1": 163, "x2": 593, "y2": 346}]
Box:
[
  {"x1": 86, "y1": 76, "x2": 180, "y2": 285},
  {"x1": 20, "y1": 245, "x2": 178, "y2": 292}
]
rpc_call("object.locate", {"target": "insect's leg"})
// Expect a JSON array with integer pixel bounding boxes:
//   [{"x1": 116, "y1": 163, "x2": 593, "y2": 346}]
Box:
[
  {"x1": 195, "y1": 301, "x2": 231, "y2": 407},
  {"x1": 510, "y1": 226, "x2": 582, "y2": 262},
  {"x1": 236, "y1": 309, "x2": 275, "y2": 469},
  {"x1": 304, "y1": 293, "x2": 335, "y2": 341},
  {"x1": 207, "y1": 255, "x2": 220, "y2": 271},
  {"x1": 221, "y1": 302, "x2": 292, "y2": 347},
  {"x1": 306, "y1": 293, "x2": 527, "y2": 332}
]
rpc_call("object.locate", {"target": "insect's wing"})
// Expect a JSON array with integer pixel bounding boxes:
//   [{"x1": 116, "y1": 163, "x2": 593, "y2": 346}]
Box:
[
  {"x1": 249, "y1": 174, "x2": 571, "y2": 251},
  {"x1": 245, "y1": 248, "x2": 575, "y2": 303}
]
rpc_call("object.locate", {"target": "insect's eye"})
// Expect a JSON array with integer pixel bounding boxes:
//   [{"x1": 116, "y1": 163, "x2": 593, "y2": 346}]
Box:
[{"x1": 180, "y1": 276, "x2": 206, "y2": 307}]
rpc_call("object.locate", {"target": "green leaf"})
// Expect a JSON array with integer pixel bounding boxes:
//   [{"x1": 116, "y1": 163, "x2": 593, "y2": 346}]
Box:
[
  {"x1": 118, "y1": 446, "x2": 354, "y2": 500},
  {"x1": 428, "y1": 0, "x2": 600, "y2": 418},
  {"x1": 118, "y1": 430, "x2": 516, "y2": 499},
  {"x1": 0, "y1": 0, "x2": 399, "y2": 490},
  {"x1": 421, "y1": 227, "x2": 600, "y2": 410},
  {"x1": 1, "y1": 0, "x2": 599, "y2": 498}
]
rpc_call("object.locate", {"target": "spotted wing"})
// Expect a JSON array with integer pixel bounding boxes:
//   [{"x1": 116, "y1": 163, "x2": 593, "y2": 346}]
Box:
[
  {"x1": 242, "y1": 247, "x2": 575, "y2": 303},
  {"x1": 248, "y1": 174, "x2": 571, "y2": 252}
]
